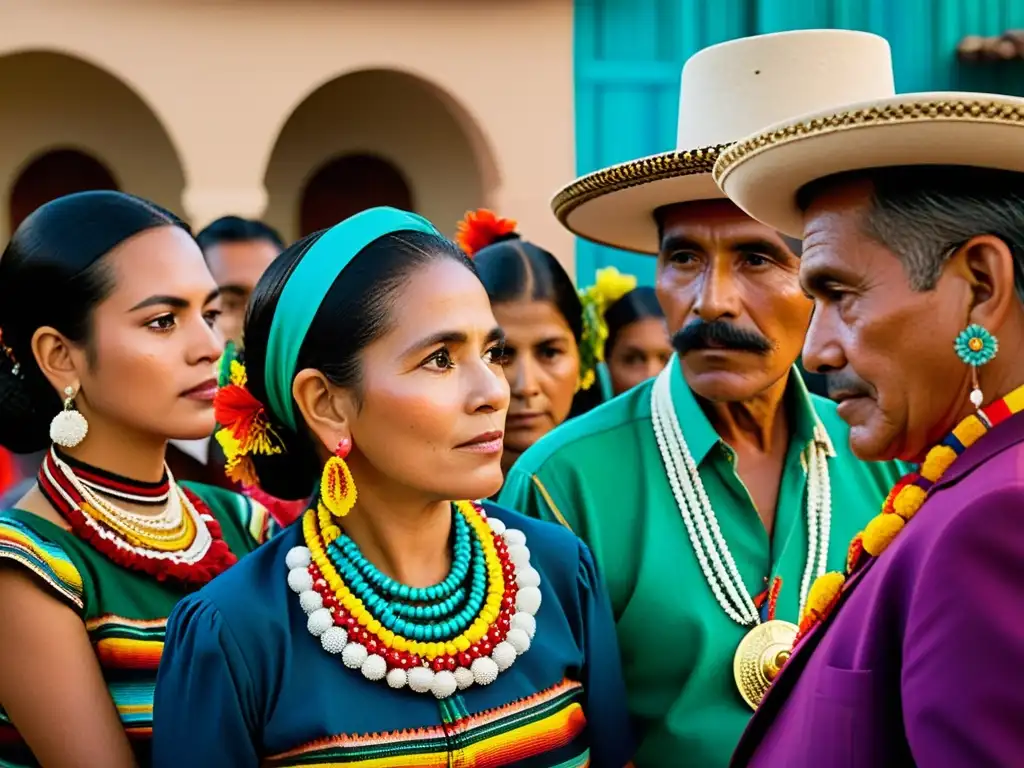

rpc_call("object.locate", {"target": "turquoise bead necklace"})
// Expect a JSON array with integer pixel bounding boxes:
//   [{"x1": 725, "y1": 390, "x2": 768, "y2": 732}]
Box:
[
  {"x1": 333, "y1": 509, "x2": 473, "y2": 601},
  {"x1": 325, "y1": 504, "x2": 490, "y2": 642}
]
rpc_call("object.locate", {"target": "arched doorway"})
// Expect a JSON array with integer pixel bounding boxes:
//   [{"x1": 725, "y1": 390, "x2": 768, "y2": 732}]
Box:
[
  {"x1": 0, "y1": 50, "x2": 185, "y2": 240},
  {"x1": 264, "y1": 68, "x2": 498, "y2": 242},
  {"x1": 9, "y1": 148, "x2": 119, "y2": 231},
  {"x1": 299, "y1": 153, "x2": 413, "y2": 236}
]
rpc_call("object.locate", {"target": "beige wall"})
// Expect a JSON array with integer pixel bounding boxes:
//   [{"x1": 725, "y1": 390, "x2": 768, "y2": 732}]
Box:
[
  {"x1": 0, "y1": 0, "x2": 577, "y2": 273},
  {"x1": 264, "y1": 69, "x2": 483, "y2": 243}
]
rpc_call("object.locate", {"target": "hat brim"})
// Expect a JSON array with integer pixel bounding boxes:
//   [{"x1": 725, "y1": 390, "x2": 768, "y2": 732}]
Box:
[
  {"x1": 714, "y1": 92, "x2": 1024, "y2": 238},
  {"x1": 551, "y1": 145, "x2": 729, "y2": 255}
]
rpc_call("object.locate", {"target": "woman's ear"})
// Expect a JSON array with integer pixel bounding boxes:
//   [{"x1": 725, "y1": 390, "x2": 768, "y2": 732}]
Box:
[
  {"x1": 292, "y1": 368, "x2": 354, "y2": 453},
  {"x1": 31, "y1": 325, "x2": 81, "y2": 397}
]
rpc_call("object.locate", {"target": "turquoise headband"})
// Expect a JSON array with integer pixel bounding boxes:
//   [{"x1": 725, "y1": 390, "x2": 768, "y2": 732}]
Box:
[{"x1": 264, "y1": 207, "x2": 441, "y2": 431}]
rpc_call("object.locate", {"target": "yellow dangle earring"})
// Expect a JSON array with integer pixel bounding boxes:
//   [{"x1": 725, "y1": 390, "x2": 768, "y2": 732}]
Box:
[
  {"x1": 320, "y1": 437, "x2": 357, "y2": 518},
  {"x1": 953, "y1": 323, "x2": 999, "y2": 412}
]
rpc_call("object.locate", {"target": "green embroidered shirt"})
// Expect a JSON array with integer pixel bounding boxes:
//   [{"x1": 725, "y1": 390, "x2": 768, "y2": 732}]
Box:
[{"x1": 498, "y1": 363, "x2": 907, "y2": 768}]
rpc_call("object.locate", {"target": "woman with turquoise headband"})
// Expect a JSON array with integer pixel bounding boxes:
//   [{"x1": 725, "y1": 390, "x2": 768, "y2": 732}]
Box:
[{"x1": 152, "y1": 207, "x2": 635, "y2": 766}]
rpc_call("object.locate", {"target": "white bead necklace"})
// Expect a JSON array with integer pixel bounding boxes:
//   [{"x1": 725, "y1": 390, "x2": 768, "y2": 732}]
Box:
[
  {"x1": 50, "y1": 450, "x2": 185, "y2": 533},
  {"x1": 77, "y1": 475, "x2": 170, "y2": 505},
  {"x1": 42, "y1": 455, "x2": 214, "y2": 564},
  {"x1": 650, "y1": 360, "x2": 832, "y2": 625}
]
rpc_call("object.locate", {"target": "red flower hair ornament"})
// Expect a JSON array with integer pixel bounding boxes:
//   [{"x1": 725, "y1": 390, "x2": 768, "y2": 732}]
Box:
[
  {"x1": 213, "y1": 360, "x2": 283, "y2": 487},
  {"x1": 455, "y1": 209, "x2": 518, "y2": 257}
]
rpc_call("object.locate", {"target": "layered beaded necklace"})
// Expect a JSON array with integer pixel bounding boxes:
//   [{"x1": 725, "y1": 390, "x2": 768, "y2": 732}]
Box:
[
  {"x1": 37, "y1": 448, "x2": 237, "y2": 584},
  {"x1": 650, "y1": 360, "x2": 833, "y2": 707},
  {"x1": 287, "y1": 500, "x2": 542, "y2": 699}
]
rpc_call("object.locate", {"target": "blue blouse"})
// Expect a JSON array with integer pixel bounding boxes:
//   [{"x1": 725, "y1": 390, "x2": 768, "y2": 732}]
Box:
[{"x1": 152, "y1": 503, "x2": 635, "y2": 767}]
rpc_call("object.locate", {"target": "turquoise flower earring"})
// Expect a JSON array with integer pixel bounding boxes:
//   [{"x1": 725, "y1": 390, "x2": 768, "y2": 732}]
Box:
[{"x1": 954, "y1": 323, "x2": 999, "y2": 410}]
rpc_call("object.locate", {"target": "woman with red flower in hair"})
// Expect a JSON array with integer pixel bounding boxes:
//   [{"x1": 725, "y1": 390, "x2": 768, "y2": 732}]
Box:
[
  {"x1": 0, "y1": 192, "x2": 271, "y2": 768},
  {"x1": 456, "y1": 210, "x2": 604, "y2": 477}
]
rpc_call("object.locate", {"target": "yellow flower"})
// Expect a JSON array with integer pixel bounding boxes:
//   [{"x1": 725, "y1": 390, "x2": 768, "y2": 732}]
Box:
[
  {"x1": 215, "y1": 427, "x2": 242, "y2": 460},
  {"x1": 592, "y1": 267, "x2": 637, "y2": 310},
  {"x1": 577, "y1": 367, "x2": 596, "y2": 392},
  {"x1": 228, "y1": 359, "x2": 247, "y2": 387}
]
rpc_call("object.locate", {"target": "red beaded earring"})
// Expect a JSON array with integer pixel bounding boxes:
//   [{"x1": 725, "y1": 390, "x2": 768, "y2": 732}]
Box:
[{"x1": 336, "y1": 437, "x2": 352, "y2": 459}]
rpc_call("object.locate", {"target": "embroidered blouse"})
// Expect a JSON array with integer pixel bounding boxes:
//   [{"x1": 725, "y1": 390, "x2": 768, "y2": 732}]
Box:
[
  {"x1": 152, "y1": 503, "x2": 635, "y2": 767},
  {"x1": 0, "y1": 482, "x2": 272, "y2": 767}
]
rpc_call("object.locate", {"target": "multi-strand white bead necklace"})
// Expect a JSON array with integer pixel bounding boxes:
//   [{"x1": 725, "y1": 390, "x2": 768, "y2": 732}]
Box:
[{"x1": 649, "y1": 360, "x2": 833, "y2": 626}]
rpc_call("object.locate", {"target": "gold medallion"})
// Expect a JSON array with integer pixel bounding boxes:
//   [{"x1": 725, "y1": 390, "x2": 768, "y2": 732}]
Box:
[{"x1": 733, "y1": 619, "x2": 798, "y2": 710}]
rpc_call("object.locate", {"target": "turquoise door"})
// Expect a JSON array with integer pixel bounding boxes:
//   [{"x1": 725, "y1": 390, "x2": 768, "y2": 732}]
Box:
[{"x1": 573, "y1": 0, "x2": 1024, "y2": 286}]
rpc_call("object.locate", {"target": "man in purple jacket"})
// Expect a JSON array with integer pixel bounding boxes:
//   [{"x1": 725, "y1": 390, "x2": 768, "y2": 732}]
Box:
[{"x1": 712, "y1": 33, "x2": 1024, "y2": 768}]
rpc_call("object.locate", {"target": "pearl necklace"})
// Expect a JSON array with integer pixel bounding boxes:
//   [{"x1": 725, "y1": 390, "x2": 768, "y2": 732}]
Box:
[
  {"x1": 49, "y1": 450, "x2": 191, "y2": 538},
  {"x1": 650, "y1": 361, "x2": 833, "y2": 625}
]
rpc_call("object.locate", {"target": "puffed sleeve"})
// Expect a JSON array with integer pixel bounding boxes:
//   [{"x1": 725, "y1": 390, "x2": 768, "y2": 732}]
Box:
[
  {"x1": 577, "y1": 541, "x2": 635, "y2": 767},
  {"x1": 152, "y1": 594, "x2": 260, "y2": 767},
  {"x1": 902, "y1": 486, "x2": 1024, "y2": 766},
  {"x1": 0, "y1": 517, "x2": 86, "y2": 614}
]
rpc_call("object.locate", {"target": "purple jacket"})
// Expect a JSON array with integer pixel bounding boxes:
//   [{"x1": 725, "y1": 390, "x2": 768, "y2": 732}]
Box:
[{"x1": 731, "y1": 412, "x2": 1024, "y2": 768}]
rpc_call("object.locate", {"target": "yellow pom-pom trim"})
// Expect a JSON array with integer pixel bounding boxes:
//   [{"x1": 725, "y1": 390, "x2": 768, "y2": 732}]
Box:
[
  {"x1": 893, "y1": 485, "x2": 927, "y2": 521},
  {"x1": 952, "y1": 415, "x2": 987, "y2": 448},
  {"x1": 920, "y1": 445, "x2": 958, "y2": 483},
  {"x1": 862, "y1": 513, "x2": 905, "y2": 556},
  {"x1": 803, "y1": 571, "x2": 846, "y2": 621}
]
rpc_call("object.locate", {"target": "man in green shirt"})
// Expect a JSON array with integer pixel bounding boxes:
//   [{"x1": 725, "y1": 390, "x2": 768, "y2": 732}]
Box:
[{"x1": 498, "y1": 31, "x2": 907, "y2": 767}]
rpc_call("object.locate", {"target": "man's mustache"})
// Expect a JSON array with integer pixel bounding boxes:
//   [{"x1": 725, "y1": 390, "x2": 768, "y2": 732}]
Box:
[
  {"x1": 672, "y1": 320, "x2": 774, "y2": 356},
  {"x1": 824, "y1": 370, "x2": 874, "y2": 401}
]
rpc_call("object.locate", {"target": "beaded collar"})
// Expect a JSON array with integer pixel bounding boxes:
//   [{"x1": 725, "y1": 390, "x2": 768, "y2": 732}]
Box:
[
  {"x1": 37, "y1": 448, "x2": 236, "y2": 584},
  {"x1": 287, "y1": 500, "x2": 542, "y2": 699}
]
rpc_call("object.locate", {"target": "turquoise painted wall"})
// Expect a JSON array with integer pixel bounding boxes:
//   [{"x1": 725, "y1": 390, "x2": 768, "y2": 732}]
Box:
[{"x1": 573, "y1": 0, "x2": 1024, "y2": 286}]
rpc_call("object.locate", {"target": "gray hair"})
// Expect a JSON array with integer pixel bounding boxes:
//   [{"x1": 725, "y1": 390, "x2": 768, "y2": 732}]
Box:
[{"x1": 797, "y1": 166, "x2": 1024, "y2": 299}]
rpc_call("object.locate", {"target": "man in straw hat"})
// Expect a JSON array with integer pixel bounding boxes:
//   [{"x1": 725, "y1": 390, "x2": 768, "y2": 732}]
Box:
[
  {"x1": 499, "y1": 30, "x2": 906, "y2": 767},
  {"x1": 714, "y1": 30, "x2": 1024, "y2": 768}
]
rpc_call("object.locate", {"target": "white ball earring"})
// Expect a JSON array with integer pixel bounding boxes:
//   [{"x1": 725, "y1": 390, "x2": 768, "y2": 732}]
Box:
[{"x1": 50, "y1": 385, "x2": 89, "y2": 448}]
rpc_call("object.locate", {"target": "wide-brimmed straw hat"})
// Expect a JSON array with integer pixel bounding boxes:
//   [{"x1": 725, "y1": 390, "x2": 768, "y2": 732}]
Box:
[
  {"x1": 714, "y1": 45, "x2": 1024, "y2": 238},
  {"x1": 550, "y1": 29, "x2": 894, "y2": 255}
]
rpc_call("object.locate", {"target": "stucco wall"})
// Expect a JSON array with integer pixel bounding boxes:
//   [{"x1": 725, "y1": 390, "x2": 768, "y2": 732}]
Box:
[{"x1": 0, "y1": 0, "x2": 576, "y2": 272}]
